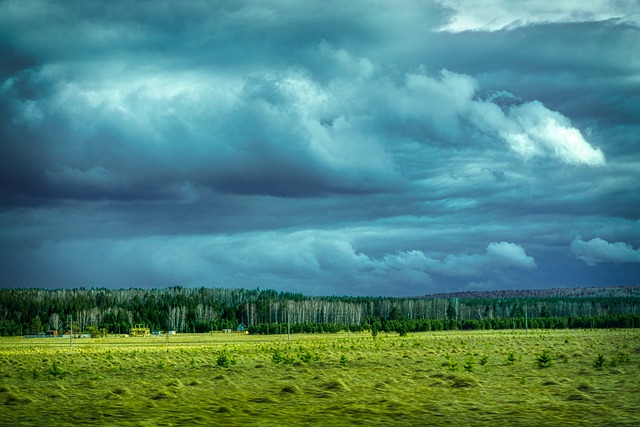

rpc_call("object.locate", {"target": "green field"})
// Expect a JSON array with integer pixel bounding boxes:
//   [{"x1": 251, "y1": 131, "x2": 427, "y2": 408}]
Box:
[{"x1": 1, "y1": 329, "x2": 639, "y2": 426}]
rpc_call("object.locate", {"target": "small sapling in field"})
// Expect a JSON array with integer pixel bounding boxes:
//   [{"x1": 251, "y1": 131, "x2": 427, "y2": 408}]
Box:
[
  {"x1": 297, "y1": 348, "x2": 320, "y2": 363},
  {"x1": 610, "y1": 352, "x2": 630, "y2": 367},
  {"x1": 506, "y1": 351, "x2": 517, "y2": 365},
  {"x1": 371, "y1": 325, "x2": 379, "y2": 339},
  {"x1": 216, "y1": 350, "x2": 236, "y2": 368},
  {"x1": 463, "y1": 355, "x2": 475, "y2": 372},
  {"x1": 480, "y1": 354, "x2": 489, "y2": 367},
  {"x1": 48, "y1": 361, "x2": 64, "y2": 378},
  {"x1": 272, "y1": 349, "x2": 295, "y2": 364},
  {"x1": 535, "y1": 350, "x2": 553, "y2": 368},
  {"x1": 447, "y1": 356, "x2": 458, "y2": 371},
  {"x1": 593, "y1": 353, "x2": 606, "y2": 368}
]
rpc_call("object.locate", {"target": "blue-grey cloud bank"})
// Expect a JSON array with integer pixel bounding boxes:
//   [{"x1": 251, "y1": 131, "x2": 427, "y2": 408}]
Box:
[{"x1": 1, "y1": 0, "x2": 639, "y2": 296}]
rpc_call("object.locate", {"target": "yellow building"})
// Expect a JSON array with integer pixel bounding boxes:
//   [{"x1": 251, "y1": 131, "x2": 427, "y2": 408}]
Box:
[{"x1": 129, "y1": 324, "x2": 150, "y2": 337}]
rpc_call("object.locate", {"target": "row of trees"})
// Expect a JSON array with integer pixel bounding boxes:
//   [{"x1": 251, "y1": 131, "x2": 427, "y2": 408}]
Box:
[{"x1": 0, "y1": 286, "x2": 638, "y2": 336}]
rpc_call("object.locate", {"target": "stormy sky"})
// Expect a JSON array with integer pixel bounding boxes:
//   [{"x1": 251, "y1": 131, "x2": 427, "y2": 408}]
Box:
[{"x1": 1, "y1": 0, "x2": 639, "y2": 296}]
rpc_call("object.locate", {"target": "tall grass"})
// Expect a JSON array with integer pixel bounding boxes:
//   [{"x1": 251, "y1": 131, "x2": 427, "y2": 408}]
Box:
[{"x1": 0, "y1": 330, "x2": 638, "y2": 426}]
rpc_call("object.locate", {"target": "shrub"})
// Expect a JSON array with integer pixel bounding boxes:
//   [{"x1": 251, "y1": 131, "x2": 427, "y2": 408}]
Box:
[
  {"x1": 535, "y1": 350, "x2": 553, "y2": 368},
  {"x1": 48, "y1": 361, "x2": 64, "y2": 378},
  {"x1": 506, "y1": 351, "x2": 517, "y2": 365},
  {"x1": 593, "y1": 354, "x2": 605, "y2": 368},
  {"x1": 216, "y1": 350, "x2": 236, "y2": 368},
  {"x1": 463, "y1": 356, "x2": 475, "y2": 372},
  {"x1": 447, "y1": 356, "x2": 458, "y2": 371},
  {"x1": 272, "y1": 349, "x2": 295, "y2": 364},
  {"x1": 480, "y1": 355, "x2": 489, "y2": 367},
  {"x1": 272, "y1": 349, "x2": 283, "y2": 363},
  {"x1": 610, "y1": 352, "x2": 630, "y2": 367},
  {"x1": 298, "y1": 350, "x2": 312, "y2": 363}
]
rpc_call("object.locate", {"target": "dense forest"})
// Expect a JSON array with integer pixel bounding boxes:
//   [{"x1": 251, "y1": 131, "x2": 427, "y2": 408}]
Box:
[{"x1": 1, "y1": 286, "x2": 639, "y2": 337}]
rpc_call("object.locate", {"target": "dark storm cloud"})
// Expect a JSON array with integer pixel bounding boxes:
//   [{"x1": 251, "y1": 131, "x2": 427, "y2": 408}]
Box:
[{"x1": 1, "y1": 0, "x2": 638, "y2": 295}]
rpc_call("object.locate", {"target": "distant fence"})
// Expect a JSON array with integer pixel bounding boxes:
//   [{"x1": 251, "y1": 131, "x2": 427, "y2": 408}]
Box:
[{"x1": 23, "y1": 334, "x2": 91, "y2": 339}]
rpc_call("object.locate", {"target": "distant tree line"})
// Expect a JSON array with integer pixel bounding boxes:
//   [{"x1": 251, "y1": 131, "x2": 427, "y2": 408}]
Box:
[{"x1": 0, "y1": 286, "x2": 638, "y2": 336}]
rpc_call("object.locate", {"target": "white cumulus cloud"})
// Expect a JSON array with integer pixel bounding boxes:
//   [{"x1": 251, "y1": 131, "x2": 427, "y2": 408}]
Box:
[
  {"x1": 501, "y1": 101, "x2": 606, "y2": 166},
  {"x1": 375, "y1": 241, "x2": 536, "y2": 278},
  {"x1": 570, "y1": 237, "x2": 640, "y2": 265},
  {"x1": 436, "y1": 0, "x2": 640, "y2": 32},
  {"x1": 389, "y1": 70, "x2": 605, "y2": 166}
]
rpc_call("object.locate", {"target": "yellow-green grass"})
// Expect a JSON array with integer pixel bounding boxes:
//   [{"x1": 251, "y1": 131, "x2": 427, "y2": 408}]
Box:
[{"x1": 0, "y1": 329, "x2": 638, "y2": 426}]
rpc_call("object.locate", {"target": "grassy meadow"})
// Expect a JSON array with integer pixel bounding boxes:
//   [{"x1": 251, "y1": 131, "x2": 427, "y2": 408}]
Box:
[{"x1": 0, "y1": 329, "x2": 639, "y2": 426}]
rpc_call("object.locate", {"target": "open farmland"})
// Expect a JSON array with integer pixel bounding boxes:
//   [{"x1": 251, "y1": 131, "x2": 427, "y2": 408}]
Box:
[{"x1": 1, "y1": 330, "x2": 639, "y2": 426}]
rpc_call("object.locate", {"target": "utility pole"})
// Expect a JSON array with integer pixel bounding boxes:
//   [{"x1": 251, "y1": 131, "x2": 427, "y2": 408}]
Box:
[
  {"x1": 287, "y1": 300, "x2": 291, "y2": 343},
  {"x1": 70, "y1": 313, "x2": 73, "y2": 348},
  {"x1": 525, "y1": 305, "x2": 528, "y2": 336}
]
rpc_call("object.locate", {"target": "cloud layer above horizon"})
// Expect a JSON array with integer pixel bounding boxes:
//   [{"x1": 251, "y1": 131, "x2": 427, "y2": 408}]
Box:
[{"x1": 1, "y1": 0, "x2": 638, "y2": 296}]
